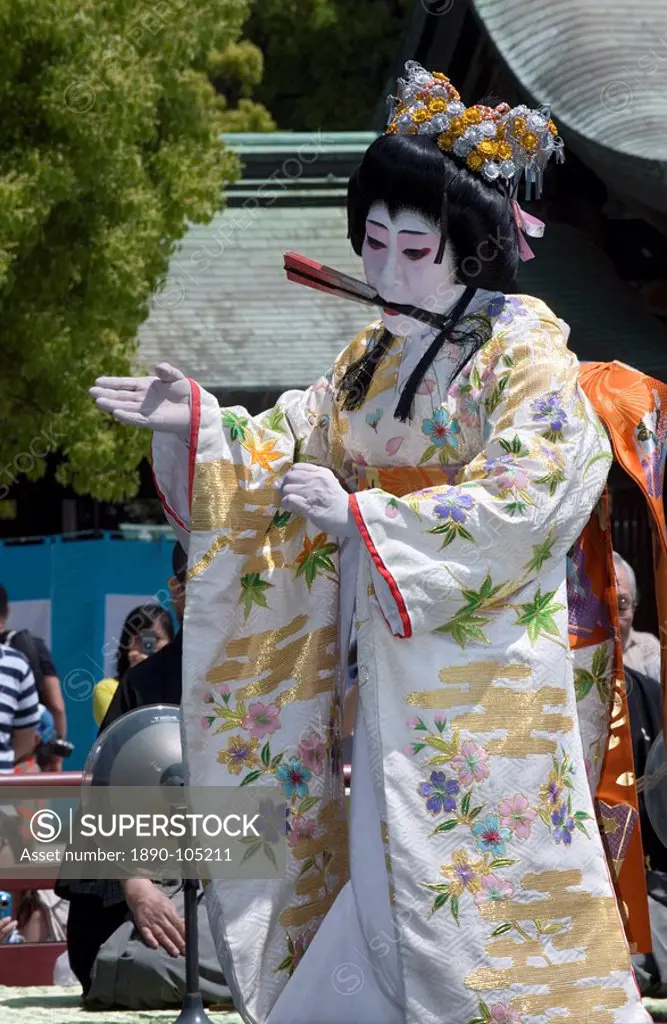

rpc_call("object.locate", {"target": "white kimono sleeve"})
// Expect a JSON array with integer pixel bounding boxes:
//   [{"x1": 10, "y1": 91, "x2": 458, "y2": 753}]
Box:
[{"x1": 151, "y1": 375, "x2": 340, "y2": 546}]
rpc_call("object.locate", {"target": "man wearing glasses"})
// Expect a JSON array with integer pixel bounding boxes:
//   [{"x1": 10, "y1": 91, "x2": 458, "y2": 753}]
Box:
[{"x1": 614, "y1": 551, "x2": 662, "y2": 682}]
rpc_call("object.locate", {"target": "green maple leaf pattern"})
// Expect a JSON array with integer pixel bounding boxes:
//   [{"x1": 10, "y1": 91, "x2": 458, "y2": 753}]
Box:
[
  {"x1": 438, "y1": 614, "x2": 490, "y2": 648},
  {"x1": 272, "y1": 509, "x2": 292, "y2": 528},
  {"x1": 294, "y1": 533, "x2": 338, "y2": 589},
  {"x1": 461, "y1": 573, "x2": 504, "y2": 611},
  {"x1": 262, "y1": 407, "x2": 285, "y2": 432},
  {"x1": 574, "y1": 646, "x2": 610, "y2": 702},
  {"x1": 524, "y1": 529, "x2": 557, "y2": 573},
  {"x1": 435, "y1": 573, "x2": 507, "y2": 648},
  {"x1": 239, "y1": 572, "x2": 273, "y2": 620},
  {"x1": 515, "y1": 587, "x2": 564, "y2": 643},
  {"x1": 222, "y1": 411, "x2": 249, "y2": 442}
]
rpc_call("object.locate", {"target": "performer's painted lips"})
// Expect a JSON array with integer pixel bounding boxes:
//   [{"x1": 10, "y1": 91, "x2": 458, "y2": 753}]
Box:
[{"x1": 384, "y1": 308, "x2": 399, "y2": 316}]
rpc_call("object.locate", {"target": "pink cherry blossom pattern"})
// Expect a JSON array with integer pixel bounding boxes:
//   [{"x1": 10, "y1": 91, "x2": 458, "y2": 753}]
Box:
[
  {"x1": 416, "y1": 377, "x2": 436, "y2": 395},
  {"x1": 498, "y1": 793, "x2": 537, "y2": 840},
  {"x1": 450, "y1": 382, "x2": 480, "y2": 428},
  {"x1": 242, "y1": 701, "x2": 281, "y2": 740},
  {"x1": 385, "y1": 436, "x2": 404, "y2": 456},
  {"x1": 287, "y1": 816, "x2": 318, "y2": 848},
  {"x1": 451, "y1": 740, "x2": 490, "y2": 786},
  {"x1": 474, "y1": 873, "x2": 514, "y2": 907},
  {"x1": 489, "y1": 1003, "x2": 521, "y2": 1024},
  {"x1": 297, "y1": 729, "x2": 327, "y2": 775}
]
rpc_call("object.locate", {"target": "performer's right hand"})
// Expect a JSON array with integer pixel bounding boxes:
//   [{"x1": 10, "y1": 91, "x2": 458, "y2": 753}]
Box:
[{"x1": 89, "y1": 363, "x2": 191, "y2": 440}]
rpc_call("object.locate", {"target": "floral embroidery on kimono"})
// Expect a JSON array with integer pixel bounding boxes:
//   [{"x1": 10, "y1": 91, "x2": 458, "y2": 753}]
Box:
[{"x1": 151, "y1": 293, "x2": 649, "y2": 1024}]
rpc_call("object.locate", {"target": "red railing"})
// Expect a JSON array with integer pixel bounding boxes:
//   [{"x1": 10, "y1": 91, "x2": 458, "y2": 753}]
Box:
[
  {"x1": 0, "y1": 772, "x2": 82, "y2": 986},
  {"x1": 0, "y1": 772, "x2": 82, "y2": 891},
  {"x1": 2, "y1": 768, "x2": 352, "y2": 789},
  {"x1": 0, "y1": 767, "x2": 352, "y2": 891},
  {"x1": 1, "y1": 771, "x2": 83, "y2": 789},
  {"x1": 0, "y1": 766, "x2": 353, "y2": 987}
]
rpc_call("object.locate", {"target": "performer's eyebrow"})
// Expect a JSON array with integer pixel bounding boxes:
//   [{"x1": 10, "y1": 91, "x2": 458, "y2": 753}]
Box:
[{"x1": 366, "y1": 220, "x2": 430, "y2": 236}]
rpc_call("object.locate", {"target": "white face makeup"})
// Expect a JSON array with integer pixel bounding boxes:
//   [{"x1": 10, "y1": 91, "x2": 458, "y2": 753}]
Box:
[{"x1": 361, "y1": 201, "x2": 463, "y2": 338}]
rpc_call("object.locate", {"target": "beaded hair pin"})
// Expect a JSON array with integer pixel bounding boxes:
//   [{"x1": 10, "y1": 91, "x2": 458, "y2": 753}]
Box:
[{"x1": 386, "y1": 61, "x2": 564, "y2": 198}]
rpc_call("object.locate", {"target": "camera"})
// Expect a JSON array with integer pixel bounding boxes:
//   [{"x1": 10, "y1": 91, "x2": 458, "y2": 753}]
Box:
[
  {"x1": 0, "y1": 892, "x2": 12, "y2": 920},
  {"x1": 39, "y1": 735, "x2": 74, "y2": 761},
  {"x1": 139, "y1": 630, "x2": 157, "y2": 656}
]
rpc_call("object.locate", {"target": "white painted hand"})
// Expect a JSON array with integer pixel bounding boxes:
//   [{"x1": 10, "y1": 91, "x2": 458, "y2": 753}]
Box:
[
  {"x1": 89, "y1": 363, "x2": 191, "y2": 440},
  {"x1": 280, "y1": 463, "x2": 356, "y2": 538}
]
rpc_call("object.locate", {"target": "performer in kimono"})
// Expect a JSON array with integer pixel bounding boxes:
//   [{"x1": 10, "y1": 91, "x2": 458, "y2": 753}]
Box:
[{"x1": 91, "y1": 63, "x2": 655, "y2": 1024}]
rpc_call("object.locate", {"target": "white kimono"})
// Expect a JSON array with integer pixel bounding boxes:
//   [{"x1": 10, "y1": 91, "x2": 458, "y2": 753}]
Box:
[{"x1": 153, "y1": 291, "x2": 650, "y2": 1023}]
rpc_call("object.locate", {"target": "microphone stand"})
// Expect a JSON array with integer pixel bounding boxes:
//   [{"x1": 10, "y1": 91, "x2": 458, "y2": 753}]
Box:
[
  {"x1": 173, "y1": 875, "x2": 214, "y2": 1024},
  {"x1": 161, "y1": 772, "x2": 214, "y2": 1024}
]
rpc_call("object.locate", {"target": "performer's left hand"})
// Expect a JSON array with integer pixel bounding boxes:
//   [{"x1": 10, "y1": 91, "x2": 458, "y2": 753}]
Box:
[{"x1": 280, "y1": 464, "x2": 357, "y2": 538}]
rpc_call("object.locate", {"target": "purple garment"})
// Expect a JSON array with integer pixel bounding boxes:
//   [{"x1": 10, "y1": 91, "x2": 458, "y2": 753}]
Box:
[{"x1": 566, "y1": 539, "x2": 609, "y2": 641}]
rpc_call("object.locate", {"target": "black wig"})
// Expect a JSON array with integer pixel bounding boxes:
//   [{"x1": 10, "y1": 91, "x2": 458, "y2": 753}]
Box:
[{"x1": 339, "y1": 133, "x2": 521, "y2": 419}]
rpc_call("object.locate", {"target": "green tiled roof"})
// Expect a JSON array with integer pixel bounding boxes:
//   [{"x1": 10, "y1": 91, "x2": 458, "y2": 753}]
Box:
[
  {"x1": 138, "y1": 133, "x2": 376, "y2": 391},
  {"x1": 138, "y1": 213, "x2": 372, "y2": 392}
]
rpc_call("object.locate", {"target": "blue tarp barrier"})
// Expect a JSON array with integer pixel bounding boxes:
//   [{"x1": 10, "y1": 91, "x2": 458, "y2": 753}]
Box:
[{"x1": 0, "y1": 533, "x2": 175, "y2": 769}]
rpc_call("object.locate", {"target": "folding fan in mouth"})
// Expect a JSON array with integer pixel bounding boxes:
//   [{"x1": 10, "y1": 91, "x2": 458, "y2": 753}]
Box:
[{"x1": 283, "y1": 251, "x2": 452, "y2": 331}]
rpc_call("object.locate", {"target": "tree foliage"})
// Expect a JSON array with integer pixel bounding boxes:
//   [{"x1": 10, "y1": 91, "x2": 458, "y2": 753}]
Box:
[
  {"x1": 246, "y1": 0, "x2": 413, "y2": 130},
  {"x1": 0, "y1": 0, "x2": 273, "y2": 504}
]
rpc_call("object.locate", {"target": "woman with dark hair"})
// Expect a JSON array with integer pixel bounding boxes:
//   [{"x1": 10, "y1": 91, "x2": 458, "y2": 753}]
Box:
[
  {"x1": 90, "y1": 63, "x2": 654, "y2": 1024},
  {"x1": 92, "y1": 603, "x2": 174, "y2": 726}
]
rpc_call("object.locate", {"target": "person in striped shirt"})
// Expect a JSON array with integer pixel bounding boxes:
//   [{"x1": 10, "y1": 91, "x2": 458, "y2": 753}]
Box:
[{"x1": 0, "y1": 643, "x2": 41, "y2": 773}]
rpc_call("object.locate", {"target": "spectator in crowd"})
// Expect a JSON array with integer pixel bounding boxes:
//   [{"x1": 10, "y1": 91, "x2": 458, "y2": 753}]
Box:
[
  {"x1": 0, "y1": 917, "x2": 19, "y2": 943},
  {"x1": 0, "y1": 890, "x2": 68, "y2": 945},
  {"x1": 626, "y1": 663, "x2": 667, "y2": 996},
  {"x1": 0, "y1": 642, "x2": 41, "y2": 774},
  {"x1": 3, "y1": 702, "x2": 70, "y2": 944},
  {"x1": 613, "y1": 551, "x2": 662, "y2": 681},
  {"x1": 101, "y1": 542, "x2": 186, "y2": 726},
  {"x1": 59, "y1": 543, "x2": 191, "y2": 1000},
  {"x1": 0, "y1": 585, "x2": 67, "y2": 769},
  {"x1": 92, "y1": 602, "x2": 174, "y2": 726}
]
